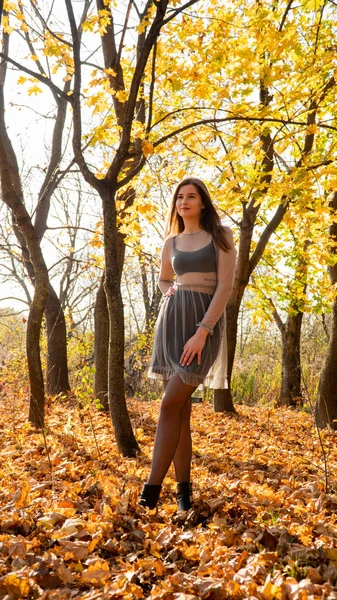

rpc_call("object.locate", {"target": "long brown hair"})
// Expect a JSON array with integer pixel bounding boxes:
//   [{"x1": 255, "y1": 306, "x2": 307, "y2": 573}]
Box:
[{"x1": 165, "y1": 177, "x2": 231, "y2": 252}]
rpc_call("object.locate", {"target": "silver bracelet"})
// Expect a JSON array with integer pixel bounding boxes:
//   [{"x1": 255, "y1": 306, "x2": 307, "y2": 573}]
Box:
[{"x1": 196, "y1": 322, "x2": 213, "y2": 335}]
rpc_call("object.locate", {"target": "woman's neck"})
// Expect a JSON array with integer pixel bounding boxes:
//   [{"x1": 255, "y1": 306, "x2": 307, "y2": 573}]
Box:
[{"x1": 181, "y1": 219, "x2": 203, "y2": 235}]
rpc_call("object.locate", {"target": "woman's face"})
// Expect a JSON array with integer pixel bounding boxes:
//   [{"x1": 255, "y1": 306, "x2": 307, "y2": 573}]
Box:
[{"x1": 175, "y1": 184, "x2": 204, "y2": 219}]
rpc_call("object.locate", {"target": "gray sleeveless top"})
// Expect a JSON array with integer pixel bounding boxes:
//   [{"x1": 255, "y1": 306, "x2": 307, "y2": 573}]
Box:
[{"x1": 172, "y1": 237, "x2": 217, "y2": 276}]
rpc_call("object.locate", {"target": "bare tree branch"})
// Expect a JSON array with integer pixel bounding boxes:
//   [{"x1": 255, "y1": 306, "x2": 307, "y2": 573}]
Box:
[
  {"x1": 279, "y1": 0, "x2": 295, "y2": 31},
  {"x1": 0, "y1": 52, "x2": 69, "y2": 100},
  {"x1": 64, "y1": 0, "x2": 100, "y2": 190},
  {"x1": 27, "y1": 0, "x2": 73, "y2": 47},
  {"x1": 162, "y1": 0, "x2": 202, "y2": 25}
]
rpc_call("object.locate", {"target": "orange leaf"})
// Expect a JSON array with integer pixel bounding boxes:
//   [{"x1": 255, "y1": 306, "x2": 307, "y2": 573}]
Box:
[
  {"x1": 141, "y1": 140, "x2": 154, "y2": 157},
  {"x1": 81, "y1": 559, "x2": 110, "y2": 587}
]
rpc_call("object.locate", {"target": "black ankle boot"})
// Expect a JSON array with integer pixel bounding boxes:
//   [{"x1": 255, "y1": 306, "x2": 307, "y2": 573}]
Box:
[
  {"x1": 177, "y1": 482, "x2": 192, "y2": 511},
  {"x1": 139, "y1": 484, "x2": 161, "y2": 509}
]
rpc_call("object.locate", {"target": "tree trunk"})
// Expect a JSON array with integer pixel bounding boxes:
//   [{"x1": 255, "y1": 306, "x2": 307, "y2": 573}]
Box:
[
  {"x1": 214, "y1": 300, "x2": 239, "y2": 412},
  {"x1": 139, "y1": 256, "x2": 162, "y2": 330},
  {"x1": 27, "y1": 277, "x2": 49, "y2": 429},
  {"x1": 94, "y1": 231, "x2": 127, "y2": 410},
  {"x1": 45, "y1": 285, "x2": 71, "y2": 395},
  {"x1": 11, "y1": 225, "x2": 71, "y2": 397},
  {"x1": 11, "y1": 202, "x2": 50, "y2": 428},
  {"x1": 0, "y1": 107, "x2": 49, "y2": 427},
  {"x1": 278, "y1": 312, "x2": 303, "y2": 406},
  {"x1": 101, "y1": 183, "x2": 138, "y2": 456},
  {"x1": 9, "y1": 195, "x2": 50, "y2": 428},
  {"x1": 316, "y1": 191, "x2": 337, "y2": 428},
  {"x1": 94, "y1": 275, "x2": 109, "y2": 410},
  {"x1": 316, "y1": 298, "x2": 337, "y2": 428}
]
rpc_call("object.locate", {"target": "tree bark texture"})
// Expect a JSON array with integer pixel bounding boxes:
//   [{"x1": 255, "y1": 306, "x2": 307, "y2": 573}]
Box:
[
  {"x1": 0, "y1": 153, "x2": 49, "y2": 427},
  {"x1": 12, "y1": 224, "x2": 71, "y2": 396},
  {"x1": 316, "y1": 191, "x2": 337, "y2": 428},
  {"x1": 0, "y1": 145, "x2": 50, "y2": 426},
  {"x1": 214, "y1": 300, "x2": 240, "y2": 412},
  {"x1": 213, "y1": 216, "x2": 256, "y2": 411},
  {"x1": 140, "y1": 257, "x2": 162, "y2": 329},
  {"x1": 94, "y1": 276, "x2": 109, "y2": 410},
  {"x1": 271, "y1": 245, "x2": 308, "y2": 408},
  {"x1": 278, "y1": 312, "x2": 303, "y2": 407},
  {"x1": 94, "y1": 232, "x2": 126, "y2": 411},
  {"x1": 27, "y1": 273, "x2": 49, "y2": 428},
  {"x1": 316, "y1": 299, "x2": 337, "y2": 428},
  {"x1": 94, "y1": 186, "x2": 133, "y2": 408},
  {"x1": 45, "y1": 285, "x2": 71, "y2": 395},
  {"x1": 101, "y1": 184, "x2": 139, "y2": 456}
]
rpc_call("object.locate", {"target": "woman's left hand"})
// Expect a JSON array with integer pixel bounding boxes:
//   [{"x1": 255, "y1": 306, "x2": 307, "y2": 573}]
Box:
[{"x1": 180, "y1": 328, "x2": 209, "y2": 366}]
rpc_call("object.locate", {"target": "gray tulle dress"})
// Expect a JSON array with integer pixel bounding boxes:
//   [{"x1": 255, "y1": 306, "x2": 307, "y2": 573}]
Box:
[{"x1": 148, "y1": 229, "x2": 236, "y2": 389}]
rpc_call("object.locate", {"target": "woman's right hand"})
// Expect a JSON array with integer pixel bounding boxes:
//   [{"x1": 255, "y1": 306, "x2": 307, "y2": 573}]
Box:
[{"x1": 165, "y1": 286, "x2": 176, "y2": 297}]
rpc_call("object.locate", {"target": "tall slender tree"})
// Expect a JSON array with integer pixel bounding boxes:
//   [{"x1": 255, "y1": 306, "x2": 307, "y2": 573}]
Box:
[
  {"x1": 316, "y1": 191, "x2": 337, "y2": 428},
  {"x1": 0, "y1": 29, "x2": 49, "y2": 426}
]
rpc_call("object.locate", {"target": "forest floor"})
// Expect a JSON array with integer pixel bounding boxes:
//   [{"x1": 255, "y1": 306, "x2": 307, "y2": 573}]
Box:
[{"x1": 0, "y1": 392, "x2": 337, "y2": 599}]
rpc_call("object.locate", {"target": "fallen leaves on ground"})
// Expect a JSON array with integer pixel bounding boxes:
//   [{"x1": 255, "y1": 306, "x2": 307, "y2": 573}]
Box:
[{"x1": 0, "y1": 392, "x2": 337, "y2": 599}]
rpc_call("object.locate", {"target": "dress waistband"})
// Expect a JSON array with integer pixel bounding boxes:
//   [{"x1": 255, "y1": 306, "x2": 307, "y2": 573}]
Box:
[{"x1": 174, "y1": 282, "x2": 216, "y2": 294}]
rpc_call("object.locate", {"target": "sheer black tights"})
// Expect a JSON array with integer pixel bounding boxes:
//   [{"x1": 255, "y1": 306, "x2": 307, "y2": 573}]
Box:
[{"x1": 147, "y1": 375, "x2": 196, "y2": 485}]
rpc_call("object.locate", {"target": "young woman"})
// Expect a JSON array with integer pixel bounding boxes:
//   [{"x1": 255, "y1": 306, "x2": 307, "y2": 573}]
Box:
[{"x1": 140, "y1": 177, "x2": 236, "y2": 511}]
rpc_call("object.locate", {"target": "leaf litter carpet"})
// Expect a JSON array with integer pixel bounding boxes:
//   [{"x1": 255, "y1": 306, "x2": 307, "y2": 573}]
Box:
[{"x1": 0, "y1": 394, "x2": 337, "y2": 599}]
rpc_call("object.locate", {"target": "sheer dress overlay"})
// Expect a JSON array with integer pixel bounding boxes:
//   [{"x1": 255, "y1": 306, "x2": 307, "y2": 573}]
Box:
[{"x1": 148, "y1": 228, "x2": 236, "y2": 389}]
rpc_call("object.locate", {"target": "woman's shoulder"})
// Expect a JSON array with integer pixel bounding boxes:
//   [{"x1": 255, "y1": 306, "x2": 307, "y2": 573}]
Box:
[
  {"x1": 212, "y1": 225, "x2": 235, "y2": 255},
  {"x1": 163, "y1": 235, "x2": 176, "y2": 244},
  {"x1": 221, "y1": 224, "x2": 234, "y2": 239},
  {"x1": 162, "y1": 236, "x2": 175, "y2": 253},
  {"x1": 219, "y1": 224, "x2": 233, "y2": 235},
  {"x1": 217, "y1": 225, "x2": 234, "y2": 243}
]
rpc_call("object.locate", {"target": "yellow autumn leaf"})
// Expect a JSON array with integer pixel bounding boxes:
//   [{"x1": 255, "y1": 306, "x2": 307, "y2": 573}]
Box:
[
  {"x1": 325, "y1": 547, "x2": 337, "y2": 562},
  {"x1": 103, "y1": 67, "x2": 117, "y2": 77},
  {"x1": 91, "y1": 236, "x2": 104, "y2": 248},
  {"x1": 2, "y1": 15, "x2": 14, "y2": 34},
  {"x1": 81, "y1": 559, "x2": 110, "y2": 587},
  {"x1": 4, "y1": 1, "x2": 16, "y2": 9},
  {"x1": 88, "y1": 537, "x2": 100, "y2": 553},
  {"x1": 182, "y1": 544, "x2": 200, "y2": 560},
  {"x1": 306, "y1": 123, "x2": 318, "y2": 135},
  {"x1": 81, "y1": 17, "x2": 96, "y2": 32},
  {"x1": 142, "y1": 140, "x2": 154, "y2": 158},
  {"x1": 1, "y1": 573, "x2": 31, "y2": 598},
  {"x1": 60, "y1": 540, "x2": 89, "y2": 561},
  {"x1": 152, "y1": 559, "x2": 167, "y2": 576},
  {"x1": 262, "y1": 580, "x2": 283, "y2": 599},
  {"x1": 124, "y1": 234, "x2": 139, "y2": 245},
  {"x1": 13, "y1": 481, "x2": 30, "y2": 508},
  {"x1": 27, "y1": 85, "x2": 43, "y2": 96},
  {"x1": 51, "y1": 517, "x2": 86, "y2": 540},
  {"x1": 102, "y1": 502, "x2": 114, "y2": 518},
  {"x1": 137, "y1": 202, "x2": 152, "y2": 215},
  {"x1": 115, "y1": 89, "x2": 128, "y2": 103}
]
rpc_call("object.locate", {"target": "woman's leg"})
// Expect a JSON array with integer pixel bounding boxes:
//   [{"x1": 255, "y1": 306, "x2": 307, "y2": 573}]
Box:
[
  {"x1": 163, "y1": 380, "x2": 192, "y2": 482},
  {"x1": 147, "y1": 375, "x2": 196, "y2": 485},
  {"x1": 173, "y1": 397, "x2": 192, "y2": 482}
]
